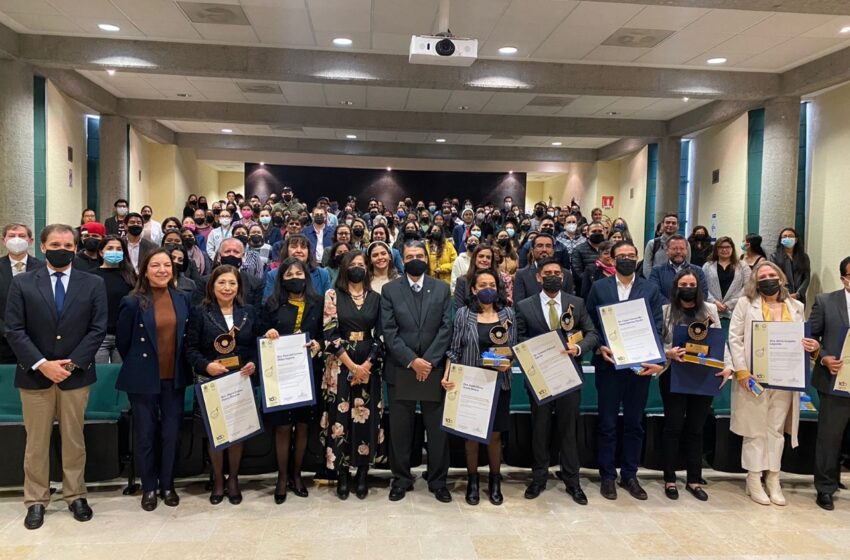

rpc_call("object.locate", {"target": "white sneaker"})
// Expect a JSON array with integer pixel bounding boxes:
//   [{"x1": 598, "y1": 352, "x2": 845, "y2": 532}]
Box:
[
  {"x1": 746, "y1": 471, "x2": 771, "y2": 505},
  {"x1": 765, "y1": 471, "x2": 786, "y2": 506}
]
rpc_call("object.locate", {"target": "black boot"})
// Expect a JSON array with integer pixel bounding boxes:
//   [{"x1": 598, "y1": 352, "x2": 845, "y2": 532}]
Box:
[
  {"x1": 355, "y1": 466, "x2": 369, "y2": 500},
  {"x1": 337, "y1": 469, "x2": 350, "y2": 500},
  {"x1": 465, "y1": 474, "x2": 480, "y2": 505},
  {"x1": 488, "y1": 474, "x2": 503, "y2": 506}
]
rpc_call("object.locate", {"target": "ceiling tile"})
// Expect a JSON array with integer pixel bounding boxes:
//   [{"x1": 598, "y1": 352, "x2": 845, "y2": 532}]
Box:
[
  {"x1": 307, "y1": 0, "x2": 370, "y2": 33},
  {"x1": 518, "y1": 104, "x2": 562, "y2": 115},
  {"x1": 405, "y1": 88, "x2": 452, "y2": 111},
  {"x1": 109, "y1": 0, "x2": 202, "y2": 39},
  {"x1": 0, "y1": 0, "x2": 59, "y2": 15},
  {"x1": 455, "y1": 133, "x2": 491, "y2": 145},
  {"x1": 371, "y1": 32, "x2": 412, "y2": 53},
  {"x1": 47, "y1": 0, "x2": 125, "y2": 19},
  {"x1": 396, "y1": 131, "x2": 429, "y2": 143},
  {"x1": 244, "y1": 4, "x2": 315, "y2": 46},
  {"x1": 682, "y1": 9, "x2": 771, "y2": 35},
  {"x1": 560, "y1": 1, "x2": 644, "y2": 30},
  {"x1": 481, "y1": 92, "x2": 537, "y2": 114},
  {"x1": 278, "y1": 82, "x2": 326, "y2": 105},
  {"x1": 371, "y1": 0, "x2": 438, "y2": 35},
  {"x1": 322, "y1": 84, "x2": 368, "y2": 107},
  {"x1": 532, "y1": 24, "x2": 614, "y2": 60},
  {"x1": 6, "y1": 12, "x2": 82, "y2": 32},
  {"x1": 738, "y1": 36, "x2": 848, "y2": 70},
  {"x1": 737, "y1": 13, "x2": 836, "y2": 39},
  {"x1": 711, "y1": 33, "x2": 788, "y2": 56},
  {"x1": 593, "y1": 96, "x2": 657, "y2": 115},
  {"x1": 191, "y1": 23, "x2": 259, "y2": 43},
  {"x1": 444, "y1": 90, "x2": 495, "y2": 112},
  {"x1": 366, "y1": 130, "x2": 398, "y2": 142},
  {"x1": 74, "y1": 17, "x2": 145, "y2": 37},
  {"x1": 556, "y1": 95, "x2": 619, "y2": 116},
  {"x1": 241, "y1": 92, "x2": 288, "y2": 104},
  {"x1": 313, "y1": 31, "x2": 372, "y2": 49},
  {"x1": 684, "y1": 52, "x2": 754, "y2": 68},
  {"x1": 448, "y1": 0, "x2": 510, "y2": 41},
  {"x1": 635, "y1": 29, "x2": 732, "y2": 65},
  {"x1": 624, "y1": 5, "x2": 708, "y2": 30},
  {"x1": 365, "y1": 86, "x2": 409, "y2": 110},
  {"x1": 803, "y1": 16, "x2": 850, "y2": 39},
  {"x1": 583, "y1": 45, "x2": 649, "y2": 63},
  {"x1": 478, "y1": 0, "x2": 578, "y2": 58}
]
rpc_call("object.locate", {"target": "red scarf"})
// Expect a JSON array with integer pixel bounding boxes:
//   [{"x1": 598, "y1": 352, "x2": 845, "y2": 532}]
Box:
[{"x1": 595, "y1": 259, "x2": 616, "y2": 276}]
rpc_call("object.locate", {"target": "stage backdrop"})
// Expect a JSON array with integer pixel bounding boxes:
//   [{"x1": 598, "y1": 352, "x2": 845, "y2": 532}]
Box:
[{"x1": 244, "y1": 163, "x2": 526, "y2": 209}]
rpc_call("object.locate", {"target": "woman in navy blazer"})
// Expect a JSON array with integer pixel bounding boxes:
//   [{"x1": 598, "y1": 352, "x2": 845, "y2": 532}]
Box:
[
  {"x1": 116, "y1": 249, "x2": 193, "y2": 512},
  {"x1": 185, "y1": 264, "x2": 261, "y2": 505}
]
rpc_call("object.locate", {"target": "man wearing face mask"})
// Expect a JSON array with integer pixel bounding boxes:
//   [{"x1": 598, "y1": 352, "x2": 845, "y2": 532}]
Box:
[
  {"x1": 643, "y1": 213, "x2": 690, "y2": 278},
  {"x1": 104, "y1": 198, "x2": 129, "y2": 237},
  {"x1": 585, "y1": 240, "x2": 665, "y2": 502},
  {"x1": 570, "y1": 221, "x2": 607, "y2": 288},
  {"x1": 73, "y1": 222, "x2": 106, "y2": 272},
  {"x1": 125, "y1": 213, "x2": 157, "y2": 274},
  {"x1": 381, "y1": 240, "x2": 453, "y2": 503},
  {"x1": 516, "y1": 258, "x2": 600, "y2": 504},
  {"x1": 303, "y1": 206, "x2": 334, "y2": 263},
  {"x1": 648, "y1": 235, "x2": 708, "y2": 303},
  {"x1": 514, "y1": 233, "x2": 575, "y2": 304},
  {"x1": 0, "y1": 224, "x2": 44, "y2": 364},
  {"x1": 273, "y1": 186, "x2": 305, "y2": 216},
  {"x1": 5, "y1": 224, "x2": 107, "y2": 530},
  {"x1": 452, "y1": 209, "x2": 476, "y2": 254},
  {"x1": 530, "y1": 202, "x2": 547, "y2": 231},
  {"x1": 194, "y1": 238, "x2": 263, "y2": 308}
]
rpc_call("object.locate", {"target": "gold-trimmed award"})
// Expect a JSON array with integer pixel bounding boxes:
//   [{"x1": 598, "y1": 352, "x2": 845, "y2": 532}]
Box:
[
  {"x1": 489, "y1": 319, "x2": 512, "y2": 345},
  {"x1": 560, "y1": 304, "x2": 575, "y2": 332},
  {"x1": 214, "y1": 327, "x2": 242, "y2": 370},
  {"x1": 684, "y1": 318, "x2": 712, "y2": 356}
]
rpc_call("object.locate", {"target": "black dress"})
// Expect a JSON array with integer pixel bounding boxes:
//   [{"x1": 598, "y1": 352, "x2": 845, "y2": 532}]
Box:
[{"x1": 477, "y1": 321, "x2": 512, "y2": 433}]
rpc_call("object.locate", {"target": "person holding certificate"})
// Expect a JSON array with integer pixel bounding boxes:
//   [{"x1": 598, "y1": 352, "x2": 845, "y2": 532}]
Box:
[
  {"x1": 185, "y1": 264, "x2": 261, "y2": 505},
  {"x1": 115, "y1": 249, "x2": 192, "y2": 511},
  {"x1": 585, "y1": 239, "x2": 665, "y2": 501},
  {"x1": 261, "y1": 257, "x2": 324, "y2": 503},
  {"x1": 515, "y1": 258, "x2": 599, "y2": 504},
  {"x1": 321, "y1": 251, "x2": 384, "y2": 501},
  {"x1": 441, "y1": 268, "x2": 516, "y2": 506},
  {"x1": 807, "y1": 257, "x2": 850, "y2": 510},
  {"x1": 728, "y1": 261, "x2": 818, "y2": 506},
  {"x1": 659, "y1": 270, "x2": 732, "y2": 502}
]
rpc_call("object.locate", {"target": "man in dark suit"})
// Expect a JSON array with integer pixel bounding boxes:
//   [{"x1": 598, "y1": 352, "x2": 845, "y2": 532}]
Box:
[
  {"x1": 513, "y1": 233, "x2": 575, "y2": 303},
  {"x1": 516, "y1": 258, "x2": 599, "y2": 504},
  {"x1": 0, "y1": 224, "x2": 44, "y2": 364},
  {"x1": 5, "y1": 224, "x2": 107, "y2": 530},
  {"x1": 302, "y1": 205, "x2": 334, "y2": 264},
  {"x1": 381, "y1": 239, "x2": 453, "y2": 503},
  {"x1": 585, "y1": 239, "x2": 665, "y2": 501},
  {"x1": 810, "y1": 256, "x2": 850, "y2": 511},
  {"x1": 647, "y1": 234, "x2": 708, "y2": 302},
  {"x1": 125, "y1": 212, "x2": 157, "y2": 274}
]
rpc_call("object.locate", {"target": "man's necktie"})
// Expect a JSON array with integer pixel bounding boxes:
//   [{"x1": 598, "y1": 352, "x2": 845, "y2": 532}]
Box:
[
  {"x1": 548, "y1": 299, "x2": 559, "y2": 331},
  {"x1": 412, "y1": 283, "x2": 421, "y2": 293},
  {"x1": 54, "y1": 272, "x2": 65, "y2": 316},
  {"x1": 13, "y1": 262, "x2": 24, "y2": 274}
]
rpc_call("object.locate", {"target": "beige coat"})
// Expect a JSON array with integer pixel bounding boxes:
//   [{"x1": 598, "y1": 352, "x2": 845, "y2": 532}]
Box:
[{"x1": 728, "y1": 296, "x2": 805, "y2": 448}]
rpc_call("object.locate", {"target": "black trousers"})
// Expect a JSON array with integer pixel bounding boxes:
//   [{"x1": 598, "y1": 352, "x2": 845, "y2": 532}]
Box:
[
  {"x1": 388, "y1": 390, "x2": 449, "y2": 491},
  {"x1": 528, "y1": 388, "x2": 581, "y2": 487},
  {"x1": 128, "y1": 382, "x2": 185, "y2": 492},
  {"x1": 596, "y1": 367, "x2": 650, "y2": 481},
  {"x1": 815, "y1": 390, "x2": 850, "y2": 494},
  {"x1": 659, "y1": 372, "x2": 712, "y2": 484}
]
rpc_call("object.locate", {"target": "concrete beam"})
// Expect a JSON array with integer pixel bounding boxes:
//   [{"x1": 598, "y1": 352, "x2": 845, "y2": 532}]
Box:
[
  {"x1": 0, "y1": 21, "x2": 18, "y2": 60},
  {"x1": 591, "y1": 0, "x2": 850, "y2": 16},
  {"x1": 176, "y1": 133, "x2": 598, "y2": 163},
  {"x1": 667, "y1": 99, "x2": 762, "y2": 136},
  {"x1": 32, "y1": 66, "x2": 118, "y2": 115},
  {"x1": 18, "y1": 34, "x2": 779, "y2": 100},
  {"x1": 781, "y1": 44, "x2": 850, "y2": 97},
  {"x1": 129, "y1": 119, "x2": 175, "y2": 145},
  {"x1": 119, "y1": 99, "x2": 665, "y2": 139},
  {"x1": 597, "y1": 137, "x2": 654, "y2": 160}
]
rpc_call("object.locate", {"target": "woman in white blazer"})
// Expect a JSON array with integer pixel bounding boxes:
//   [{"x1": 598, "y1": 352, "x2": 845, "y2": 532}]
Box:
[
  {"x1": 728, "y1": 261, "x2": 819, "y2": 506},
  {"x1": 661, "y1": 269, "x2": 733, "y2": 502},
  {"x1": 702, "y1": 236, "x2": 751, "y2": 329}
]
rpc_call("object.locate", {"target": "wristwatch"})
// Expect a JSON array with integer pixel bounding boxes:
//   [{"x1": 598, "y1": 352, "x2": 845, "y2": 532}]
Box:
[{"x1": 62, "y1": 362, "x2": 80, "y2": 373}]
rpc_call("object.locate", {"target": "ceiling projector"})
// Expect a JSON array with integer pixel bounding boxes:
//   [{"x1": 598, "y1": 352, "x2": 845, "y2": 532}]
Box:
[{"x1": 409, "y1": 35, "x2": 478, "y2": 67}]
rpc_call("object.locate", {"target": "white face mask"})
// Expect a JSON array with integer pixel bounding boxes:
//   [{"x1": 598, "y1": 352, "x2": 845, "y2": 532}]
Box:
[
  {"x1": 5, "y1": 237, "x2": 28, "y2": 255},
  {"x1": 566, "y1": 223, "x2": 578, "y2": 234},
  {"x1": 116, "y1": 207, "x2": 128, "y2": 217},
  {"x1": 219, "y1": 217, "x2": 232, "y2": 227}
]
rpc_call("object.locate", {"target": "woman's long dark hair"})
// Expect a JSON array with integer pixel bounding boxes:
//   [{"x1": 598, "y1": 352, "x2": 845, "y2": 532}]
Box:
[
  {"x1": 131, "y1": 248, "x2": 177, "y2": 309},
  {"x1": 665, "y1": 269, "x2": 709, "y2": 340},
  {"x1": 708, "y1": 236, "x2": 738, "y2": 266},
  {"x1": 334, "y1": 251, "x2": 372, "y2": 294},
  {"x1": 775, "y1": 227, "x2": 810, "y2": 273},
  {"x1": 98, "y1": 235, "x2": 137, "y2": 287},
  {"x1": 269, "y1": 257, "x2": 320, "y2": 309},
  {"x1": 464, "y1": 244, "x2": 496, "y2": 284},
  {"x1": 367, "y1": 241, "x2": 399, "y2": 280},
  {"x1": 427, "y1": 225, "x2": 446, "y2": 258},
  {"x1": 327, "y1": 241, "x2": 353, "y2": 270},
  {"x1": 467, "y1": 268, "x2": 507, "y2": 312},
  {"x1": 745, "y1": 233, "x2": 767, "y2": 259},
  {"x1": 202, "y1": 264, "x2": 244, "y2": 307}
]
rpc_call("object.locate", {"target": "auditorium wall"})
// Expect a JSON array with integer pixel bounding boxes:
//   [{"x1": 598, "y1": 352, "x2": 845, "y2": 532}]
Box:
[
  {"x1": 45, "y1": 81, "x2": 87, "y2": 225},
  {"x1": 129, "y1": 128, "x2": 151, "y2": 210},
  {"x1": 615, "y1": 147, "x2": 649, "y2": 250}
]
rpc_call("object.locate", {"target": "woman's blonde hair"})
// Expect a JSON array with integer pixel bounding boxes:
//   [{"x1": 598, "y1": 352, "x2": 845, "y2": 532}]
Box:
[{"x1": 744, "y1": 260, "x2": 789, "y2": 302}]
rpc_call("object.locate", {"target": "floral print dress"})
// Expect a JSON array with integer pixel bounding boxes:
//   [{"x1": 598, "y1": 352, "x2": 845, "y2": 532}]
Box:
[{"x1": 320, "y1": 289, "x2": 385, "y2": 471}]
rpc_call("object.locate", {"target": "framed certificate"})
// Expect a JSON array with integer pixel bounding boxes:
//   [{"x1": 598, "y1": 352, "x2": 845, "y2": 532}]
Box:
[
  {"x1": 598, "y1": 299, "x2": 665, "y2": 370},
  {"x1": 750, "y1": 321, "x2": 811, "y2": 391},
  {"x1": 513, "y1": 330, "x2": 583, "y2": 404},
  {"x1": 830, "y1": 328, "x2": 850, "y2": 395},
  {"x1": 441, "y1": 364, "x2": 501, "y2": 444},
  {"x1": 257, "y1": 333, "x2": 316, "y2": 413},
  {"x1": 195, "y1": 370, "x2": 263, "y2": 452},
  {"x1": 670, "y1": 325, "x2": 726, "y2": 396}
]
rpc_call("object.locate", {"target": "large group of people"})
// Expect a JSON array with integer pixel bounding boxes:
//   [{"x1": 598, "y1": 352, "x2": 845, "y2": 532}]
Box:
[{"x1": 1, "y1": 186, "x2": 845, "y2": 533}]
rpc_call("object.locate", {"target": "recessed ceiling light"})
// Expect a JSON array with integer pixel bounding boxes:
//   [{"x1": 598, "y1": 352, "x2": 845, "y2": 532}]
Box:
[
  {"x1": 346, "y1": 134, "x2": 357, "y2": 139},
  {"x1": 508, "y1": 170, "x2": 514, "y2": 174},
  {"x1": 176, "y1": 93, "x2": 191, "y2": 98},
  {"x1": 221, "y1": 128, "x2": 233, "y2": 133},
  {"x1": 259, "y1": 162, "x2": 265, "y2": 166},
  {"x1": 682, "y1": 97, "x2": 690, "y2": 102},
  {"x1": 339, "y1": 100, "x2": 353, "y2": 106},
  {"x1": 607, "y1": 111, "x2": 619, "y2": 116},
  {"x1": 706, "y1": 57, "x2": 727, "y2": 65},
  {"x1": 498, "y1": 46, "x2": 518, "y2": 55},
  {"x1": 386, "y1": 167, "x2": 392, "y2": 172},
  {"x1": 106, "y1": 69, "x2": 116, "y2": 76},
  {"x1": 98, "y1": 23, "x2": 120, "y2": 32},
  {"x1": 333, "y1": 37, "x2": 353, "y2": 47},
  {"x1": 435, "y1": 138, "x2": 447, "y2": 143},
  {"x1": 457, "y1": 105, "x2": 469, "y2": 110},
  {"x1": 841, "y1": 26, "x2": 850, "y2": 34},
  {"x1": 551, "y1": 141, "x2": 563, "y2": 146}
]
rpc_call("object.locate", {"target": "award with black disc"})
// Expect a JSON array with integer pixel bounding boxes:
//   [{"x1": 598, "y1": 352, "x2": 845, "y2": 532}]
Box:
[
  {"x1": 670, "y1": 318, "x2": 727, "y2": 396},
  {"x1": 214, "y1": 327, "x2": 242, "y2": 370}
]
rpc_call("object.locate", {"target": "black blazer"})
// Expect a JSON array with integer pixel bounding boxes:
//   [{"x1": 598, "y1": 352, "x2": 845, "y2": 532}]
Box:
[
  {"x1": 515, "y1": 291, "x2": 600, "y2": 358},
  {"x1": 513, "y1": 263, "x2": 575, "y2": 304},
  {"x1": 185, "y1": 302, "x2": 260, "y2": 376},
  {"x1": 115, "y1": 289, "x2": 193, "y2": 394},
  {"x1": 380, "y1": 275, "x2": 452, "y2": 402},
  {"x1": 193, "y1": 270, "x2": 263, "y2": 308},
  {"x1": 0, "y1": 255, "x2": 44, "y2": 362},
  {"x1": 5, "y1": 266, "x2": 108, "y2": 390},
  {"x1": 810, "y1": 289, "x2": 850, "y2": 395},
  {"x1": 261, "y1": 298, "x2": 324, "y2": 344}
]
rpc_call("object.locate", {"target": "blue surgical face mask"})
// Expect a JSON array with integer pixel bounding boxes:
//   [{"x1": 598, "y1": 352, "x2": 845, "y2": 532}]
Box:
[
  {"x1": 505, "y1": 227, "x2": 515, "y2": 238},
  {"x1": 471, "y1": 230, "x2": 481, "y2": 238},
  {"x1": 103, "y1": 250, "x2": 124, "y2": 264},
  {"x1": 780, "y1": 237, "x2": 796, "y2": 249}
]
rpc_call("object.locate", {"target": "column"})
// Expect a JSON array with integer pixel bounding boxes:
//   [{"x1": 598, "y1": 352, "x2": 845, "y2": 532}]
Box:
[
  {"x1": 655, "y1": 136, "x2": 682, "y2": 226},
  {"x1": 99, "y1": 115, "x2": 129, "y2": 219},
  {"x1": 0, "y1": 60, "x2": 34, "y2": 229},
  {"x1": 759, "y1": 96, "x2": 800, "y2": 247}
]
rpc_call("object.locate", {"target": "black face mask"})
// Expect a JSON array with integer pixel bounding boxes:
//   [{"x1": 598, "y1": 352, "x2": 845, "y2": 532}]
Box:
[
  {"x1": 347, "y1": 266, "x2": 366, "y2": 284},
  {"x1": 213, "y1": 208, "x2": 222, "y2": 216},
  {"x1": 403, "y1": 230, "x2": 419, "y2": 241},
  {"x1": 535, "y1": 208, "x2": 545, "y2": 218},
  {"x1": 174, "y1": 259, "x2": 188, "y2": 273},
  {"x1": 678, "y1": 287, "x2": 698, "y2": 302},
  {"x1": 252, "y1": 205, "x2": 261, "y2": 214},
  {"x1": 164, "y1": 243, "x2": 181, "y2": 252},
  {"x1": 404, "y1": 258, "x2": 428, "y2": 277},
  {"x1": 333, "y1": 254, "x2": 346, "y2": 267},
  {"x1": 521, "y1": 224, "x2": 531, "y2": 232},
  {"x1": 45, "y1": 249, "x2": 75, "y2": 269},
  {"x1": 220, "y1": 255, "x2": 242, "y2": 269},
  {"x1": 188, "y1": 200, "x2": 197, "y2": 207},
  {"x1": 235, "y1": 235, "x2": 249, "y2": 246},
  {"x1": 283, "y1": 194, "x2": 293, "y2": 202},
  {"x1": 497, "y1": 238, "x2": 510, "y2": 247},
  {"x1": 141, "y1": 214, "x2": 151, "y2": 223},
  {"x1": 313, "y1": 215, "x2": 325, "y2": 225},
  {"x1": 541, "y1": 275, "x2": 562, "y2": 294},
  {"x1": 194, "y1": 217, "x2": 205, "y2": 226},
  {"x1": 272, "y1": 216, "x2": 284, "y2": 227},
  {"x1": 615, "y1": 258, "x2": 637, "y2": 276},
  {"x1": 589, "y1": 233, "x2": 605, "y2": 245},
  {"x1": 83, "y1": 238, "x2": 100, "y2": 252},
  {"x1": 352, "y1": 228, "x2": 364, "y2": 238},
  {"x1": 283, "y1": 278, "x2": 306, "y2": 294},
  {"x1": 428, "y1": 232, "x2": 441, "y2": 241},
  {"x1": 127, "y1": 225, "x2": 144, "y2": 237},
  {"x1": 199, "y1": 202, "x2": 208, "y2": 210},
  {"x1": 182, "y1": 237, "x2": 196, "y2": 249},
  {"x1": 540, "y1": 227, "x2": 555, "y2": 236},
  {"x1": 757, "y1": 278, "x2": 781, "y2": 296},
  {"x1": 249, "y1": 234, "x2": 264, "y2": 247}
]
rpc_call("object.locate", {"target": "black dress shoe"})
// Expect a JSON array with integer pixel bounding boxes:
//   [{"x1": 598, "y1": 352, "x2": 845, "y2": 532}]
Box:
[
  {"x1": 698, "y1": 477, "x2": 708, "y2": 486},
  {"x1": 600, "y1": 479, "x2": 617, "y2": 500},
  {"x1": 355, "y1": 467, "x2": 369, "y2": 500},
  {"x1": 817, "y1": 492, "x2": 835, "y2": 511},
  {"x1": 524, "y1": 482, "x2": 545, "y2": 500},
  {"x1": 466, "y1": 474, "x2": 480, "y2": 505},
  {"x1": 566, "y1": 485, "x2": 588, "y2": 505},
  {"x1": 289, "y1": 478, "x2": 309, "y2": 498},
  {"x1": 388, "y1": 486, "x2": 407, "y2": 502},
  {"x1": 68, "y1": 498, "x2": 93, "y2": 522},
  {"x1": 664, "y1": 485, "x2": 679, "y2": 500},
  {"x1": 488, "y1": 474, "x2": 503, "y2": 506},
  {"x1": 227, "y1": 477, "x2": 242, "y2": 505},
  {"x1": 619, "y1": 478, "x2": 648, "y2": 501},
  {"x1": 141, "y1": 491, "x2": 158, "y2": 511},
  {"x1": 160, "y1": 489, "x2": 180, "y2": 507},
  {"x1": 24, "y1": 504, "x2": 45, "y2": 530},
  {"x1": 274, "y1": 481, "x2": 287, "y2": 504},
  {"x1": 685, "y1": 485, "x2": 708, "y2": 502},
  {"x1": 337, "y1": 470, "x2": 350, "y2": 501},
  {"x1": 209, "y1": 492, "x2": 224, "y2": 505},
  {"x1": 431, "y1": 487, "x2": 452, "y2": 503}
]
